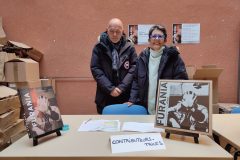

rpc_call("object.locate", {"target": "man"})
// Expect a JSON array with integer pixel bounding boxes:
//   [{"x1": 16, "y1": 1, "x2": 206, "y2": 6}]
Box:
[{"x1": 90, "y1": 18, "x2": 137, "y2": 114}]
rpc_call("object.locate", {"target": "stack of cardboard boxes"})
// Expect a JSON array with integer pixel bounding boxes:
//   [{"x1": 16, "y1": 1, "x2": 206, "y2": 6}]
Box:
[
  {"x1": 0, "y1": 86, "x2": 26, "y2": 150},
  {"x1": 186, "y1": 65, "x2": 223, "y2": 113},
  {"x1": 0, "y1": 17, "x2": 56, "y2": 150}
]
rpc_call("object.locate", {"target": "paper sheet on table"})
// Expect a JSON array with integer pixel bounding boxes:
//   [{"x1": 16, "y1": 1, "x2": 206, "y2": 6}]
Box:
[
  {"x1": 122, "y1": 122, "x2": 164, "y2": 132},
  {"x1": 78, "y1": 120, "x2": 120, "y2": 132}
]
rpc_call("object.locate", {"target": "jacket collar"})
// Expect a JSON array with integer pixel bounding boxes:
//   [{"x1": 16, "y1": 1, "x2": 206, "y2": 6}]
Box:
[
  {"x1": 97, "y1": 32, "x2": 131, "y2": 58},
  {"x1": 139, "y1": 46, "x2": 180, "y2": 78},
  {"x1": 140, "y1": 46, "x2": 179, "y2": 62}
]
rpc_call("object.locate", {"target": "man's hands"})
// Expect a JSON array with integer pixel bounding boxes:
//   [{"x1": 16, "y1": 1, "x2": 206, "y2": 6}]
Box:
[
  {"x1": 110, "y1": 87, "x2": 122, "y2": 97},
  {"x1": 110, "y1": 87, "x2": 134, "y2": 107},
  {"x1": 124, "y1": 101, "x2": 133, "y2": 106}
]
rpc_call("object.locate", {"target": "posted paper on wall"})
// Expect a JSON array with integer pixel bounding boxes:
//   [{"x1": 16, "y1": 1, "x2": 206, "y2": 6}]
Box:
[
  {"x1": 110, "y1": 133, "x2": 165, "y2": 153},
  {"x1": 172, "y1": 23, "x2": 200, "y2": 44}
]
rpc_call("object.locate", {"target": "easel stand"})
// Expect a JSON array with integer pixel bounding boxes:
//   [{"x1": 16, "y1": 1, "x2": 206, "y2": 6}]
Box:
[
  {"x1": 33, "y1": 128, "x2": 61, "y2": 146},
  {"x1": 165, "y1": 129, "x2": 199, "y2": 144}
]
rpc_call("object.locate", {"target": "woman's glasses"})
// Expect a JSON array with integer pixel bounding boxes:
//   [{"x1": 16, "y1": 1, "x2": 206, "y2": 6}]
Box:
[{"x1": 150, "y1": 34, "x2": 165, "y2": 40}]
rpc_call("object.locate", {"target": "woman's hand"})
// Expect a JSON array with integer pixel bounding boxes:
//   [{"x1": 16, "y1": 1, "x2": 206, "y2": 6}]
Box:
[{"x1": 124, "y1": 102, "x2": 133, "y2": 107}]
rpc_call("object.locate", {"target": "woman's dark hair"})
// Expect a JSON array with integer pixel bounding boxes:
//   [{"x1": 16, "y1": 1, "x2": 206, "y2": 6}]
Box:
[{"x1": 148, "y1": 25, "x2": 167, "y2": 42}]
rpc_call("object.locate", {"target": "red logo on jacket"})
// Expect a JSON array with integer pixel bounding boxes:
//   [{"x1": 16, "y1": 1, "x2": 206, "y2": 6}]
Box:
[{"x1": 124, "y1": 61, "x2": 129, "y2": 69}]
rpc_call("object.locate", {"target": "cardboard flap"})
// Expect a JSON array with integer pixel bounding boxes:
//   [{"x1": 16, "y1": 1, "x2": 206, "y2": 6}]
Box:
[
  {"x1": 6, "y1": 58, "x2": 38, "y2": 63},
  {"x1": 0, "y1": 17, "x2": 7, "y2": 45},
  {"x1": 0, "y1": 17, "x2": 6, "y2": 38},
  {"x1": 202, "y1": 64, "x2": 217, "y2": 68},
  {"x1": 193, "y1": 68, "x2": 223, "y2": 79},
  {"x1": 0, "y1": 85, "x2": 18, "y2": 99},
  {"x1": 7, "y1": 40, "x2": 43, "y2": 62},
  {"x1": 8, "y1": 40, "x2": 32, "y2": 49},
  {"x1": 27, "y1": 48, "x2": 43, "y2": 62}
]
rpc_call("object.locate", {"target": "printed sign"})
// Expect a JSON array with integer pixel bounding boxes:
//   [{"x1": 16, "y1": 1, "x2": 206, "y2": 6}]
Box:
[{"x1": 110, "y1": 133, "x2": 165, "y2": 153}]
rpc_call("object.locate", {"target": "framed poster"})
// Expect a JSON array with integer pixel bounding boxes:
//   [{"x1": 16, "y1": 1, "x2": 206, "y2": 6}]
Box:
[{"x1": 155, "y1": 80, "x2": 212, "y2": 135}]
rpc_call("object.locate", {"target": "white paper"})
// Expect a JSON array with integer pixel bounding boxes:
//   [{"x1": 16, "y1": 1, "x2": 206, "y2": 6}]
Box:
[
  {"x1": 78, "y1": 119, "x2": 120, "y2": 132},
  {"x1": 181, "y1": 23, "x2": 200, "y2": 43},
  {"x1": 138, "y1": 24, "x2": 154, "y2": 44},
  {"x1": 110, "y1": 133, "x2": 165, "y2": 153},
  {"x1": 122, "y1": 122, "x2": 164, "y2": 133}
]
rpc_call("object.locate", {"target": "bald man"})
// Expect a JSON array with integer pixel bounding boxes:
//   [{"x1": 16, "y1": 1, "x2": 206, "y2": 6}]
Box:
[{"x1": 90, "y1": 18, "x2": 137, "y2": 114}]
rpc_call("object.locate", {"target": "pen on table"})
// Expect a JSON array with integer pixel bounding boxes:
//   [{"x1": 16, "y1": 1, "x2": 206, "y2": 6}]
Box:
[{"x1": 85, "y1": 118, "x2": 92, "y2": 124}]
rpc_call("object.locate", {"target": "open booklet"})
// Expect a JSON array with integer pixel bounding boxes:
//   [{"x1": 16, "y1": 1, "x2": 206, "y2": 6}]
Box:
[
  {"x1": 78, "y1": 120, "x2": 164, "y2": 133},
  {"x1": 78, "y1": 120, "x2": 121, "y2": 132}
]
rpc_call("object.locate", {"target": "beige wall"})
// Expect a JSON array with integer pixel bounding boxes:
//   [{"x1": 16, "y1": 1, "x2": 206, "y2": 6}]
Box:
[{"x1": 0, "y1": 0, "x2": 239, "y2": 114}]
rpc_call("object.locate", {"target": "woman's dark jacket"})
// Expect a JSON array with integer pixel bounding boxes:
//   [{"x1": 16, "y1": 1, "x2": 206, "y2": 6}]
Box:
[
  {"x1": 129, "y1": 46, "x2": 188, "y2": 109},
  {"x1": 90, "y1": 32, "x2": 137, "y2": 113}
]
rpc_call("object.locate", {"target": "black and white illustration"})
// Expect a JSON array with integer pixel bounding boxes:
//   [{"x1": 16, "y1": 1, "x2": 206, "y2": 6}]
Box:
[{"x1": 155, "y1": 80, "x2": 212, "y2": 135}]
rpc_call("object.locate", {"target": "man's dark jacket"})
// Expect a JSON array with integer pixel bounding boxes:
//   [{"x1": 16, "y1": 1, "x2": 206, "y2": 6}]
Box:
[
  {"x1": 129, "y1": 46, "x2": 188, "y2": 110},
  {"x1": 90, "y1": 32, "x2": 137, "y2": 113}
]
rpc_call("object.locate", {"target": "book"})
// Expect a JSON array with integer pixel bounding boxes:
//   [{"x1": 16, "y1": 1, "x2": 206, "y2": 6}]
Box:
[
  {"x1": 19, "y1": 86, "x2": 63, "y2": 138},
  {"x1": 155, "y1": 80, "x2": 212, "y2": 135}
]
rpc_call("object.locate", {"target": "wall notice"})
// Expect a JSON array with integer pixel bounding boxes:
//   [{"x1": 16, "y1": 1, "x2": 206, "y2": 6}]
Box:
[{"x1": 173, "y1": 23, "x2": 200, "y2": 44}]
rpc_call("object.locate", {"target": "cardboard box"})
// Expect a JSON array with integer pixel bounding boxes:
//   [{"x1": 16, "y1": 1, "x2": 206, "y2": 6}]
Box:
[
  {"x1": 0, "y1": 52, "x2": 17, "y2": 81},
  {"x1": 218, "y1": 103, "x2": 240, "y2": 114},
  {"x1": 0, "y1": 119, "x2": 25, "y2": 147},
  {"x1": 4, "y1": 58, "x2": 39, "y2": 82},
  {"x1": 8, "y1": 79, "x2": 55, "y2": 92},
  {"x1": 41, "y1": 78, "x2": 56, "y2": 93},
  {"x1": 193, "y1": 66, "x2": 223, "y2": 104},
  {"x1": 7, "y1": 41, "x2": 43, "y2": 62},
  {"x1": 212, "y1": 103, "x2": 220, "y2": 114},
  {"x1": 0, "y1": 96, "x2": 20, "y2": 115},
  {"x1": 0, "y1": 17, "x2": 7, "y2": 45},
  {"x1": 0, "y1": 86, "x2": 21, "y2": 114},
  {"x1": 0, "y1": 85, "x2": 18, "y2": 98},
  {"x1": 186, "y1": 65, "x2": 196, "y2": 80},
  {"x1": 8, "y1": 80, "x2": 41, "y2": 90},
  {"x1": 0, "y1": 108, "x2": 20, "y2": 130}
]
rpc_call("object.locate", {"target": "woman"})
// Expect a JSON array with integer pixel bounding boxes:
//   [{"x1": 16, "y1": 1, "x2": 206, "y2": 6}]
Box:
[{"x1": 127, "y1": 25, "x2": 188, "y2": 114}]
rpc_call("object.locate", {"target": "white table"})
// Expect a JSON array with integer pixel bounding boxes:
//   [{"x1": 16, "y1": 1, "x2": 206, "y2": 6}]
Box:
[
  {"x1": 0, "y1": 115, "x2": 232, "y2": 160},
  {"x1": 213, "y1": 114, "x2": 240, "y2": 160}
]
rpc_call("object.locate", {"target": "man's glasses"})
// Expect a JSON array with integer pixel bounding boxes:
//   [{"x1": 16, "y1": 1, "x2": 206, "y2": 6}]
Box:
[{"x1": 150, "y1": 34, "x2": 165, "y2": 40}]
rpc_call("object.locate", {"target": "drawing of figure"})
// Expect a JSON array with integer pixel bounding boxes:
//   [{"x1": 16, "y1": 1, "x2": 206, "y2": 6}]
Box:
[
  {"x1": 173, "y1": 24, "x2": 182, "y2": 44},
  {"x1": 27, "y1": 95, "x2": 62, "y2": 136},
  {"x1": 167, "y1": 84, "x2": 209, "y2": 132},
  {"x1": 128, "y1": 25, "x2": 138, "y2": 44}
]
